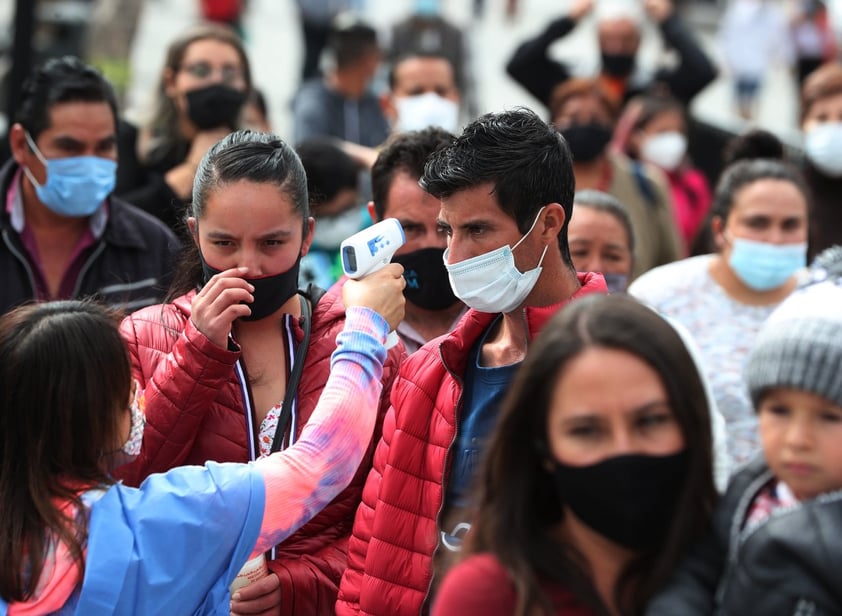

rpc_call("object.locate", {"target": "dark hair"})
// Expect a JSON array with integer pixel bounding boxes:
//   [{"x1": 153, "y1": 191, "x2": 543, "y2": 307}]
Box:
[
  {"x1": 549, "y1": 77, "x2": 620, "y2": 126},
  {"x1": 712, "y1": 158, "x2": 808, "y2": 224},
  {"x1": 14, "y1": 56, "x2": 119, "y2": 140},
  {"x1": 0, "y1": 301, "x2": 130, "y2": 602},
  {"x1": 143, "y1": 24, "x2": 252, "y2": 165},
  {"x1": 387, "y1": 52, "x2": 455, "y2": 91},
  {"x1": 371, "y1": 127, "x2": 454, "y2": 219},
  {"x1": 722, "y1": 129, "x2": 785, "y2": 167},
  {"x1": 422, "y1": 108, "x2": 576, "y2": 264},
  {"x1": 464, "y1": 293, "x2": 717, "y2": 616},
  {"x1": 800, "y1": 61, "x2": 842, "y2": 123},
  {"x1": 327, "y1": 15, "x2": 379, "y2": 70},
  {"x1": 168, "y1": 130, "x2": 309, "y2": 298},
  {"x1": 573, "y1": 189, "x2": 636, "y2": 254},
  {"x1": 296, "y1": 138, "x2": 361, "y2": 210}
]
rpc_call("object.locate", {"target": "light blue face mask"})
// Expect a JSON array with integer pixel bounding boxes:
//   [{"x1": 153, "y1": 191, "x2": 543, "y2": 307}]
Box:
[
  {"x1": 728, "y1": 237, "x2": 807, "y2": 291},
  {"x1": 414, "y1": 0, "x2": 441, "y2": 16},
  {"x1": 23, "y1": 131, "x2": 117, "y2": 217}
]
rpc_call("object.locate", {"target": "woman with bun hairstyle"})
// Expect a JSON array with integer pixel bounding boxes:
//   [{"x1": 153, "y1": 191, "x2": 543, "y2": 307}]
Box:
[{"x1": 115, "y1": 130, "x2": 404, "y2": 615}]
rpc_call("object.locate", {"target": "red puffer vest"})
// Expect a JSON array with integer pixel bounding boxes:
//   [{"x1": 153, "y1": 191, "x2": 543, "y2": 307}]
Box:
[
  {"x1": 336, "y1": 273, "x2": 607, "y2": 616},
  {"x1": 115, "y1": 283, "x2": 403, "y2": 616}
]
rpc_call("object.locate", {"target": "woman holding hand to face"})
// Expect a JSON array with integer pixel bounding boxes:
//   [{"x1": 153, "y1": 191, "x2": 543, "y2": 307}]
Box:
[{"x1": 115, "y1": 130, "x2": 404, "y2": 616}]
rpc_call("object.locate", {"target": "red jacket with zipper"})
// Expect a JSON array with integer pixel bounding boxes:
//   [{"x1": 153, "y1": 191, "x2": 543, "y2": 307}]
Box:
[
  {"x1": 336, "y1": 272, "x2": 607, "y2": 616},
  {"x1": 115, "y1": 283, "x2": 403, "y2": 616}
]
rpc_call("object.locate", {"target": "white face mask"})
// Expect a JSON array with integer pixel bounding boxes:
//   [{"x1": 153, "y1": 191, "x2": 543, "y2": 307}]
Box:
[
  {"x1": 443, "y1": 208, "x2": 548, "y2": 313},
  {"x1": 395, "y1": 92, "x2": 459, "y2": 133},
  {"x1": 313, "y1": 207, "x2": 364, "y2": 250},
  {"x1": 805, "y1": 122, "x2": 842, "y2": 177},
  {"x1": 640, "y1": 131, "x2": 687, "y2": 172}
]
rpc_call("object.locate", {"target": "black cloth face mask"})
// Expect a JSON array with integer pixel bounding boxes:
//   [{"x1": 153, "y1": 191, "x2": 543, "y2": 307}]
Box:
[
  {"x1": 561, "y1": 122, "x2": 613, "y2": 163},
  {"x1": 392, "y1": 247, "x2": 460, "y2": 311},
  {"x1": 200, "y1": 256, "x2": 301, "y2": 321},
  {"x1": 601, "y1": 52, "x2": 636, "y2": 78},
  {"x1": 185, "y1": 83, "x2": 247, "y2": 131},
  {"x1": 551, "y1": 450, "x2": 689, "y2": 550}
]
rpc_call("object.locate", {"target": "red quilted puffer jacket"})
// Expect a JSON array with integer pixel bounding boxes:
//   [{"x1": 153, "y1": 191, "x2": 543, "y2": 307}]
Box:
[
  {"x1": 115, "y1": 283, "x2": 403, "y2": 616},
  {"x1": 336, "y1": 272, "x2": 607, "y2": 616}
]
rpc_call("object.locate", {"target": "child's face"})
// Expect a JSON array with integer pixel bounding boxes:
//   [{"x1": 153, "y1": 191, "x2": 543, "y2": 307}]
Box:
[{"x1": 759, "y1": 388, "x2": 842, "y2": 501}]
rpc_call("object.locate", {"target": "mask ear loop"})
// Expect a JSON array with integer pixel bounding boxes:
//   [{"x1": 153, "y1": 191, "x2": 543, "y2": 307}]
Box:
[
  {"x1": 24, "y1": 131, "x2": 48, "y2": 166},
  {"x1": 22, "y1": 131, "x2": 49, "y2": 189},
  {"x1": 512, "y1": 206, "x2": 550, "y2": 269}
]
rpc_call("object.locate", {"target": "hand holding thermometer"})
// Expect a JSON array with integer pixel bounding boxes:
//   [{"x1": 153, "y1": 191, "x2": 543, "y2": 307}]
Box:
[{"x1": 340, "y1": 218, "x2": 406, "y2": 348}]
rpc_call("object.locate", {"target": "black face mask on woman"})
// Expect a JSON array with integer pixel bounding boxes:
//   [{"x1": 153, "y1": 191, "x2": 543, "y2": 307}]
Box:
[
  {"x1": 392, "y1": 247, "x2": 459, "y2": 311},
  {"x1": 601, "y1": 52, "x2": 636, "y2": 78},
  {"x1": 551, "y1": 450, "x2": 688, "y2": 550},
  {"x1": 186, "y1": 83, "x2": 247, "y2": 130},
  {"x1": 561, "y1": 122, "x2": 613, "y2": 164},
  {"x1": 201, "y1": 256, "x2": 301, "y2": 321}
]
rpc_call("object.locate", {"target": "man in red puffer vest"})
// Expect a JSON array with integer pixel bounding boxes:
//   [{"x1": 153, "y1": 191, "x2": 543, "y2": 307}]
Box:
[{"x1": 336, "y1": 108, "x2": 608, "y2": 616}]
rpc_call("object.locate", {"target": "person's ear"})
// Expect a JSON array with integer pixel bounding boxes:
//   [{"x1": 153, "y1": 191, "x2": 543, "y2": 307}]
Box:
[
  {"x1": 380, "y1": 92, "x2": 398, "y2": 124},
  {"x1": 187, "y1": 217, "x2": 199, "y2": 246},
  {"x1": 163, "y1": 67, "x2": 178, "y2": 100},
  {"x1": 301, "y1": 216, "x2": 315, "y2": 257},
  {"x1": 711, "y1": 215, "x2": 726, "y2": 251},
  {"x1": 9, "y1": 123, "x2": 31, "y2": 166},
  {"x1": 540, "y1": 203, "x2": 566, "y2": 244},
  {"x1": 367, "y1": 201, "x2": 379, "y2": 222}
]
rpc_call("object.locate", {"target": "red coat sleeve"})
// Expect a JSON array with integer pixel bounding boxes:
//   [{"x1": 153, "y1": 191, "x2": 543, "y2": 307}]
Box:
[
  {"x1": 114, "y1": 312, "x2": 239, "y2": 486},
  {"x1": 431, "y1": 554, "x2": 518, "y2": 616},
  {"x1": 334, "y1": 399, "x2": 396, "y2": 615}
]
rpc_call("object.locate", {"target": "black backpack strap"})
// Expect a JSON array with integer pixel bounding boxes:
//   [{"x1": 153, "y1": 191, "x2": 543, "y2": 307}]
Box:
[{"x1": 269, "y1": 286, "x2": 324, "y2": 453}]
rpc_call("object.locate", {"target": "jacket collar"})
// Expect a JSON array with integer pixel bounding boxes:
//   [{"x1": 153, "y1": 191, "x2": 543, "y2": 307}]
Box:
[
  {"x1": 438, "y1": 271, "x2": 608, "y2": 377},
  {"x1": 0, "y1": 159, "x2": 149, "y2": 251}
]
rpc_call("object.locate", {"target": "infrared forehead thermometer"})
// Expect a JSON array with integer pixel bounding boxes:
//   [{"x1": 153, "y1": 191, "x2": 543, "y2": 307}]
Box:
[{"x1": 340, "y1": 218, "x2": 406, "y2": 348}]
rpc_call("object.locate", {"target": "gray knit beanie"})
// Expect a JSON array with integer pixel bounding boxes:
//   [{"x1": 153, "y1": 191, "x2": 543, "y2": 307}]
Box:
[{"x1": 745, "y1": 247, "x2": 842, "y2": 409}]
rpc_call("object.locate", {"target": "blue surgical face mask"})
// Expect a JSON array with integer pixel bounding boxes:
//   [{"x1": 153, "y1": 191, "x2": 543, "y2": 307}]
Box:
[
  {"x1": 728, "y1": 237, "x2": 807, "y2": 291},
  {"x1": 23, "y1": 131, "x2": 116, "y2": 217},
  {"x1": 414, "y1": 0, "x2": 441, "y2": 16}
]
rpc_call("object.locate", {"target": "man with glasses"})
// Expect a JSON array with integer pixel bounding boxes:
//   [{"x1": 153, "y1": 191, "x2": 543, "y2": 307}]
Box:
[{"x1": 1, "y1": 56, "x2": 179, "y2": 315}]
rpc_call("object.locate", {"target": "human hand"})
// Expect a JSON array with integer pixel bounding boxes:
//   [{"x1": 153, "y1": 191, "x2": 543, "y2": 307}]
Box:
[
  {"x1": 190, "y1": 267, "x2": 254, "y2": 348},
  {"x1": 230, "y1": 573, "x2": 281, "y2": 616},
  {"x1": 644, "y1": 0, "x2": 674, "y2": 23},
  {"x1": 342, "y1": 263, "x2": 406, "y2": 333},
  {"x1": 570, "y1": 0, "x2": 594, "y2": 21}
]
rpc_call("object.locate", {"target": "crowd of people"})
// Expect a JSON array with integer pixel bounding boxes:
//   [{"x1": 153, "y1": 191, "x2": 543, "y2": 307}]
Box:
[{"x1": 2, "y1": 0, "x2": 842, "y2": 614}]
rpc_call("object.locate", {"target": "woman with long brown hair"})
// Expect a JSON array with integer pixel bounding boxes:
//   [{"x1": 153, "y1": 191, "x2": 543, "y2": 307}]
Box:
[{"x1": 433, "y1": 294, "x2": 718, "y2": 616}]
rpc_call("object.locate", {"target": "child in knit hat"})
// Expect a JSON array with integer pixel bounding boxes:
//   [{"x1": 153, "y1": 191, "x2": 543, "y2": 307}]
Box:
[{"x1": 647, "y1": 246, "x2": 842, "y2": 616}]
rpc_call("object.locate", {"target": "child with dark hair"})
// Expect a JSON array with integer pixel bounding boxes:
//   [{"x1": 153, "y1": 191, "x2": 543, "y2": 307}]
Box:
[{"x1": 648, "y1": 247, "x2": 842, "y2": 614}]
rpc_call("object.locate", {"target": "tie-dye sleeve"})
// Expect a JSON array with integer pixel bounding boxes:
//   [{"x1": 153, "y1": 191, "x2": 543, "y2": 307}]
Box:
[{"x1": 250, "y1": 306, "x2": 389, "y2": 554}]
